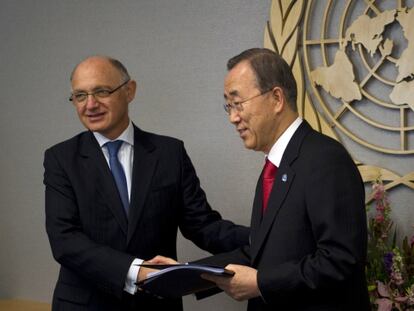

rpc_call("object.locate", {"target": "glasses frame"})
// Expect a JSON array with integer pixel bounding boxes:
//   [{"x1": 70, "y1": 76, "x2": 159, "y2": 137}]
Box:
[
  {"x1": 69, "y1": 79, "x2": 130, "y2": 103},
  {"x1": 223, "y1": 88, "x2": 274, "y2": 115}
]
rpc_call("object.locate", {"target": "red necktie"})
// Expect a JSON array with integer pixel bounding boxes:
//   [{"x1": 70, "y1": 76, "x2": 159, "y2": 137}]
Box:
[{"x1": 262, "y1": 159, "x2": 277, "y2": 214}]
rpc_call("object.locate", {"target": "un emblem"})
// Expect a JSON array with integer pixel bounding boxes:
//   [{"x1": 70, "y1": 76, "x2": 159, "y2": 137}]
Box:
[{"x1": 264, "y1": 0, "x2": 414, "y2": 196}]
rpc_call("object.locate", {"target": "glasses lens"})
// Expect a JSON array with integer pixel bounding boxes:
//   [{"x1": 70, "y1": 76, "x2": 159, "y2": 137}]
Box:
[
  {"x1": 95, "y1": 89, "x2": 111, "y2": 98},
  {"x1": 72, "y1": 93, "x2": 87, "y2": 103}
]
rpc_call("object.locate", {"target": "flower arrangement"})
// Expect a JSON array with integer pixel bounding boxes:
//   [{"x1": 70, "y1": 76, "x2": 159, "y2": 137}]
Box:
[{"x1": 366, "y1": 179, "x2": 414, "y2": 310}]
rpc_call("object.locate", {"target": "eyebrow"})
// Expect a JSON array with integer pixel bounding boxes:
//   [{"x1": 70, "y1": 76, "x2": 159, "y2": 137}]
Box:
[
  {"x1": 72, "y1": 85, "x2": 112, "y2": 93},
  {"x1": 224, "y1": 90, "x2": 240, "y2": 100}
]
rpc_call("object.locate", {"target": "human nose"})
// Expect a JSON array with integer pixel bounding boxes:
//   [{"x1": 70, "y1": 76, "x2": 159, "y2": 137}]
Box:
[
  {"x1": 85, "y1": 94, "x2": 99, "y2": 109},
  {"x1": 228, "y1": 108, "x2": 241, "y2": 124}
]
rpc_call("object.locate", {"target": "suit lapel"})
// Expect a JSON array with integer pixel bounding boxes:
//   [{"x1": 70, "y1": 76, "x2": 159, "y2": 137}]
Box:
[
  {"x1": 127, "y1": 126, "x2": 157, "y2": 245},
  {"x1": 250, "y1": 166, "x2": 295, "y2": 263},
  {"x1": 79, "y1": 132, "x2": 128, "y2": 236},
  {"x1": 249, "y1": 171, "x2": 264, "y2": 247},
  {"x1": 250, "y1": 121, "x2": 312, "y2": 263}
]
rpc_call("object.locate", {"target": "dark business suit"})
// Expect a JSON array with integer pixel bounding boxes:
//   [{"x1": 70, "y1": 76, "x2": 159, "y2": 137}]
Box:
[
  {"x1": 200, "y1": 121, "x2": 370, "y2": 310},
  {"x1": 44, "y1": 125, "x2": 249, "y2": 311}
]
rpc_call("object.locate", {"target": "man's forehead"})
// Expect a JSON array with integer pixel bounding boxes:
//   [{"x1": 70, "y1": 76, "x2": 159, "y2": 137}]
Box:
[
  {"x1": 74, "y1": 56, "x2": 119, "y2": 76},
  {"x1": 224, "y1": 61, "x2": 256, "y2": 96},
  {"x1": 71, "y1": 58, "x2": 121, "y2": 87}
]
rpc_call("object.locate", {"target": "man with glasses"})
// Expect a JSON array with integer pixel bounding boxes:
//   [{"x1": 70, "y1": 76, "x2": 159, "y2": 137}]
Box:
[
  {"x1": 153, "y1": 48, "x2": 370, "y2": 310},
  {"x1": 44, "y1": 56, "x2": 249, "y2": 311}
]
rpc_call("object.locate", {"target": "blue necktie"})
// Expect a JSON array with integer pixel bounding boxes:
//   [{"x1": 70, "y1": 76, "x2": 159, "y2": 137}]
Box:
[{"x1": 106, "y1": 140, "x2": 129, "y2": 217}]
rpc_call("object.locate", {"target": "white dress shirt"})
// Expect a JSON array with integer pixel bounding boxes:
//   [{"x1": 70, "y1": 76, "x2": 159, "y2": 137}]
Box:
[
  {"x1": 266, "y1": 117, "x2": 303, "y2": 166},
  {"x1": 93, "y1": 121, "x2": 143, "y2": 294}
]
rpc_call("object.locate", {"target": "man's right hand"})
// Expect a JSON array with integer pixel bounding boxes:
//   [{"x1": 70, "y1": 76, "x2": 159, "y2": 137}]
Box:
[{"x1": 147, "y1": 255, "x2": 179, "y2": 265}]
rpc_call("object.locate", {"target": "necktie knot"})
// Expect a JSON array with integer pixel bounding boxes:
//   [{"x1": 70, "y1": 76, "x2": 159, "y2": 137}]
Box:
[
  {"x1": 106, "y1": 140, "x2": 123, "y2": 158},
  {"x1": 263, "y1": 159, "x2": 277, "y2": 179}
]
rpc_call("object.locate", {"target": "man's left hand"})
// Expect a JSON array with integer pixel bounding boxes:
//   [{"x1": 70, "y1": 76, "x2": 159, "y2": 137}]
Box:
[{"x1": 201, "y1": 264, "x2": 260, "y2": 301}]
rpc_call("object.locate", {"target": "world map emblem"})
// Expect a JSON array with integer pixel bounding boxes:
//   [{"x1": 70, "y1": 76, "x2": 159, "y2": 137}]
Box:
[
  {"x1": 264, "y1": 0, "x2": 414, "y2": 195},
  {"x1": 305, "y1": 1, "x2": 414, "y2": 155}
]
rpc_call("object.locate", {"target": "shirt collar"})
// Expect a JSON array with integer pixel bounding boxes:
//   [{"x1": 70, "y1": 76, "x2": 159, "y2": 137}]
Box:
[
  {"x1": 267, "y1": 117, "x2": 302, "y2": 167},
  {"x1": 93, "y1": 120, "x2": 134, "y2": 148}
]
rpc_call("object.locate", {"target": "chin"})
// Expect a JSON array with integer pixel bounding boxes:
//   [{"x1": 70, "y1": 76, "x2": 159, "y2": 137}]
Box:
[
  {"x1": 86, "y1": 125, "x2": 106, "y2": 133},
  {"x1": 85, "y1": 123, "x2": 99, "y2": 130},
  {"x1": 243, "y1": 141, "x2": 256, "y2": 150}
]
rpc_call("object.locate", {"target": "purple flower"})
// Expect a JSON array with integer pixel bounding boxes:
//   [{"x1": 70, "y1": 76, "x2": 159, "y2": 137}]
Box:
[
  {"x1": 373, "y1": 183, "x2": 385, "y2": 200},
  {"x1": 376, "y1": 201, "x2": 385, "y2": 212},
  {"x1": 384, "y1": 252, "x2": 393, "y2": 275},
  {"x1": 376, "y1": 214, "x2": 385, "y2": 223}
]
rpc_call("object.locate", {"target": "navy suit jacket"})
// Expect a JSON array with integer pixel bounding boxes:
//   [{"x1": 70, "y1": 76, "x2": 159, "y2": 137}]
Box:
[
  {"x1": 198, "y1": 121, "x2": 370, "y2": 311},
  {"x1": 44, "y1": 125, "x2": 249, "y2": 311}
]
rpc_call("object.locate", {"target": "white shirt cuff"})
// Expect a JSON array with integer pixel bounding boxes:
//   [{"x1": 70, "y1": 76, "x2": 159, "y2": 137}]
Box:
[{"x1": 124, "y1": 258, "x2": 144, "y2": 294}]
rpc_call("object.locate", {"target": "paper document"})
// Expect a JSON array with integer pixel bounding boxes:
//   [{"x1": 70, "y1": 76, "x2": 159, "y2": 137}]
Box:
[{"x1": 136, "y1": 263, "x2": 234, "y2": 298}]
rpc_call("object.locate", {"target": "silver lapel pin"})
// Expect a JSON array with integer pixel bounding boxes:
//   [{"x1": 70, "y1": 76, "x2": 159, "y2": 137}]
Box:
[{"x1": 281, "y1": 174, "x2": 288, "y2": 182}]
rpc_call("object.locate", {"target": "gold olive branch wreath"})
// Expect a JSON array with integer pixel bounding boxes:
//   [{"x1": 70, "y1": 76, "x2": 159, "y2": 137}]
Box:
[{"x1": 263, "y1": 0, "x2": 414, "y2": 203}]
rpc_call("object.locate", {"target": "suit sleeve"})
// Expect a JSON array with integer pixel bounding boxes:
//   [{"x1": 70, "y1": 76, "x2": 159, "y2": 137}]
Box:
[
  {"x1": 44, "y1": 148, "x2": 135, "y2": 299},
  {"x1": 176, "y1": 142, "x2": 250, "y2": 254},
  {"x1": 257, "y1": 143, "x2": 367, "y2": 303}
]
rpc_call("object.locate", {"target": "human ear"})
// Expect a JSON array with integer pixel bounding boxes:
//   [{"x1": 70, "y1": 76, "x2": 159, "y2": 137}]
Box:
[
  {"x1": 126, "y1": 80, "x2": 137, "y2": 102},
  {"x1": 272, "y1": 87, "x2": 285, "y2": 113}
]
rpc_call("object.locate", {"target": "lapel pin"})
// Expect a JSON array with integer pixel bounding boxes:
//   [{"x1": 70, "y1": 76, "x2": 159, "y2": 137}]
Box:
[{"x1": 282, "y1": 174, "x2": 288, "y2": 182}]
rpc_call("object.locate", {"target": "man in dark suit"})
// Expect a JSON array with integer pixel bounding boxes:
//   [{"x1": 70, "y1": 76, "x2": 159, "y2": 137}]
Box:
[
  {"x1": 44, "y1": 55, "x2": 249, "y2": 311},
  {"x1": 155, "y1": 48, "x2": 370, "y2": 310}
]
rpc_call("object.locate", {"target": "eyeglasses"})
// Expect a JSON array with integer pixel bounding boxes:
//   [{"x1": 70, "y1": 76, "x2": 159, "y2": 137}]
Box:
[
  {"x1": 69, "y1": 79, "x2": 130, "y2": 104},
  {"x1": 223, "y1": 88, "x2": 273, "y2": 114}
]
